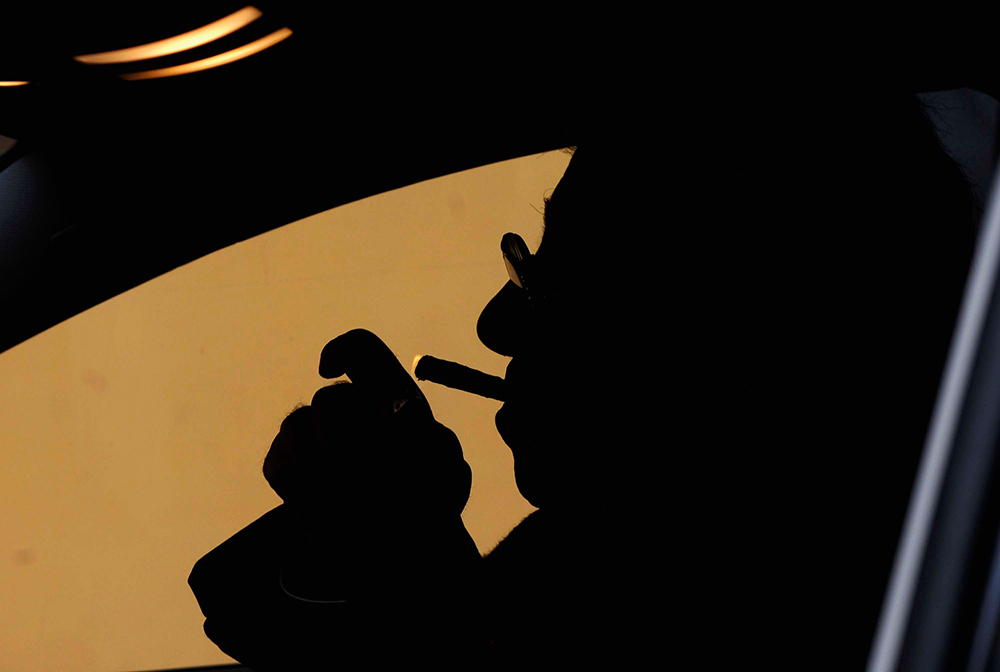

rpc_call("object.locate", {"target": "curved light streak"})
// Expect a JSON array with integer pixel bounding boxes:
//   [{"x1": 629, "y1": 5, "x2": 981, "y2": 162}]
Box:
[
  {"x1": 120, "y1": 27, "x2": 292, "y2": 81},
  {"x1": 74, "y1": 6, "x2": 263, "y2": 65}
]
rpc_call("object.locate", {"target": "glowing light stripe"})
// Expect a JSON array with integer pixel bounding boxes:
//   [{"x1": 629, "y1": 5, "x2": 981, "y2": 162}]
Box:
[
  {"x1": 0, "y1": 81, "x2": 29, "y2": 87},
  {"x1": 866, "y1": 121, "x2": 1000, "y2": 672},
  {"x1": 74, "y1": 6, "x2": 263, "y2": 65},
  {"x1": 120, "y1": 27, "x2": 291, "y2": 81}
]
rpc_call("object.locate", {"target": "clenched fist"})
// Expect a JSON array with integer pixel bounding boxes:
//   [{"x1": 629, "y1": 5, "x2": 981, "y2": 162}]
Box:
[
  {"x1": 261, "y1": 329, "x2": 478, "y2": 605},
  {"x1": 264, "y1": 328, "x2": 472, "y2": 517}
]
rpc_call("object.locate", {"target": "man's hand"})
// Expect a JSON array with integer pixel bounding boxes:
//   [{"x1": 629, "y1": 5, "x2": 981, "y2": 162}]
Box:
[{"x1": 261, "y1": 329, "x2": 476, "y2": 599}]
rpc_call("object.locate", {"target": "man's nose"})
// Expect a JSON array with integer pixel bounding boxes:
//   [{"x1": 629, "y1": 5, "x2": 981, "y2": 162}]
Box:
[{"x1": 477, "y1": 280, "x2": 532, "y2": 357}]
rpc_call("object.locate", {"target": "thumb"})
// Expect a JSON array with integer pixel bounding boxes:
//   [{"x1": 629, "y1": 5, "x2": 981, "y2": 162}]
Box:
[{"x1": 318, "y1": 329, "x2": 432, "y2": 420}]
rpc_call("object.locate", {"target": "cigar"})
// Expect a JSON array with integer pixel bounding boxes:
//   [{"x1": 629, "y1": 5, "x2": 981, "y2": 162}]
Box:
[{"x1": 411, "y1": 355, "x2": 506, "y2": 401}]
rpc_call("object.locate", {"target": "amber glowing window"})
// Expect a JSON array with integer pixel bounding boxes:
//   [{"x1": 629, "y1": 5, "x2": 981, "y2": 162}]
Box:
[{"x1": 0, "y1": 152, "x2": 571, "y2": 671}]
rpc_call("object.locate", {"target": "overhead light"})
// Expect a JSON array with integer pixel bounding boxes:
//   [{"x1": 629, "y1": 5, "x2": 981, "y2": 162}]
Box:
[
  {"x1": 120, "y1": 27, "x2": 292, "y2": 80},
  {"x1": 0, "y1": 81, "x2": 29, "y2": 87},
  {"x1": 74, "y1": 6, "x2": 263, "y2": 65}
]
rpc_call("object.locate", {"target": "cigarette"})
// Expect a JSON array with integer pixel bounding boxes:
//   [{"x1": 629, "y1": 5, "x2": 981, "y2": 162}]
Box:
[{"x1": 411, "y1": 355, "x2": 506, "y2": 401}]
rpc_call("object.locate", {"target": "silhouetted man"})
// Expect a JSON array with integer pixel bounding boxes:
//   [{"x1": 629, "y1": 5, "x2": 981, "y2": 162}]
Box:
[
  {"x1": 187, "y1": 131, "x2": 663, "y2": 668},
  {"x1": 189, "y1": 89, "x2": 983, "y2": 668}
]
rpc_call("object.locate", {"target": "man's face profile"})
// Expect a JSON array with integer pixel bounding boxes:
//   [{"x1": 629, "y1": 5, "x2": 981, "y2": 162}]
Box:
[{"x1": 477, "y1": 145, "x2": 618, "y2": 509}]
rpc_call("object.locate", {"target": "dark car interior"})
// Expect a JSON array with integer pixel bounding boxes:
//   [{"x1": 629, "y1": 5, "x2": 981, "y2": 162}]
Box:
[{"x1": 8, "y1": 7, "x2": 1000, "y2": 670}]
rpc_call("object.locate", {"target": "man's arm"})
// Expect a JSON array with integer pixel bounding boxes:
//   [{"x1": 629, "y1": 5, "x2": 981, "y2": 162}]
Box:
[{"x1": 190, "y1": 330, "x2": 486, "y2": 666}]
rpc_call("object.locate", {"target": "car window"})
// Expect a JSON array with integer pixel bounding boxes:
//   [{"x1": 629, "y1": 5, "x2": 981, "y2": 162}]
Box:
[{"x1": 0, "y1": 150, "x2": 572, "y2": 671}]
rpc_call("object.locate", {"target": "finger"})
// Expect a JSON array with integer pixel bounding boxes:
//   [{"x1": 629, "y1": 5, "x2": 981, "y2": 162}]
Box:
[
  {"x1": 263, "y1": 406, "x2": 318, "y2": 501},
  {"x1": 318, "y1": 329, "x2": 428, "y2": 417},
  {"x1": 310, "y1": 381, "x2": 371, "y2": 449},
  {"x1": 263, "y1": 432, "x2": 292, "y2": 500}
]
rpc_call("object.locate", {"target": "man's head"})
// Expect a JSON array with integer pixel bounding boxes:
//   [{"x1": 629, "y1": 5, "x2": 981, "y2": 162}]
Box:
[{"x1": 477, "y1": 138, "x2": 660, "y2": 509}]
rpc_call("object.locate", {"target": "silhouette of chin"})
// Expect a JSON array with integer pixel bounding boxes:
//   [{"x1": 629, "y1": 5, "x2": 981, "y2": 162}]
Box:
[{"x1": 496, "y1": 403, "x2": 565, "y2": 509}]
